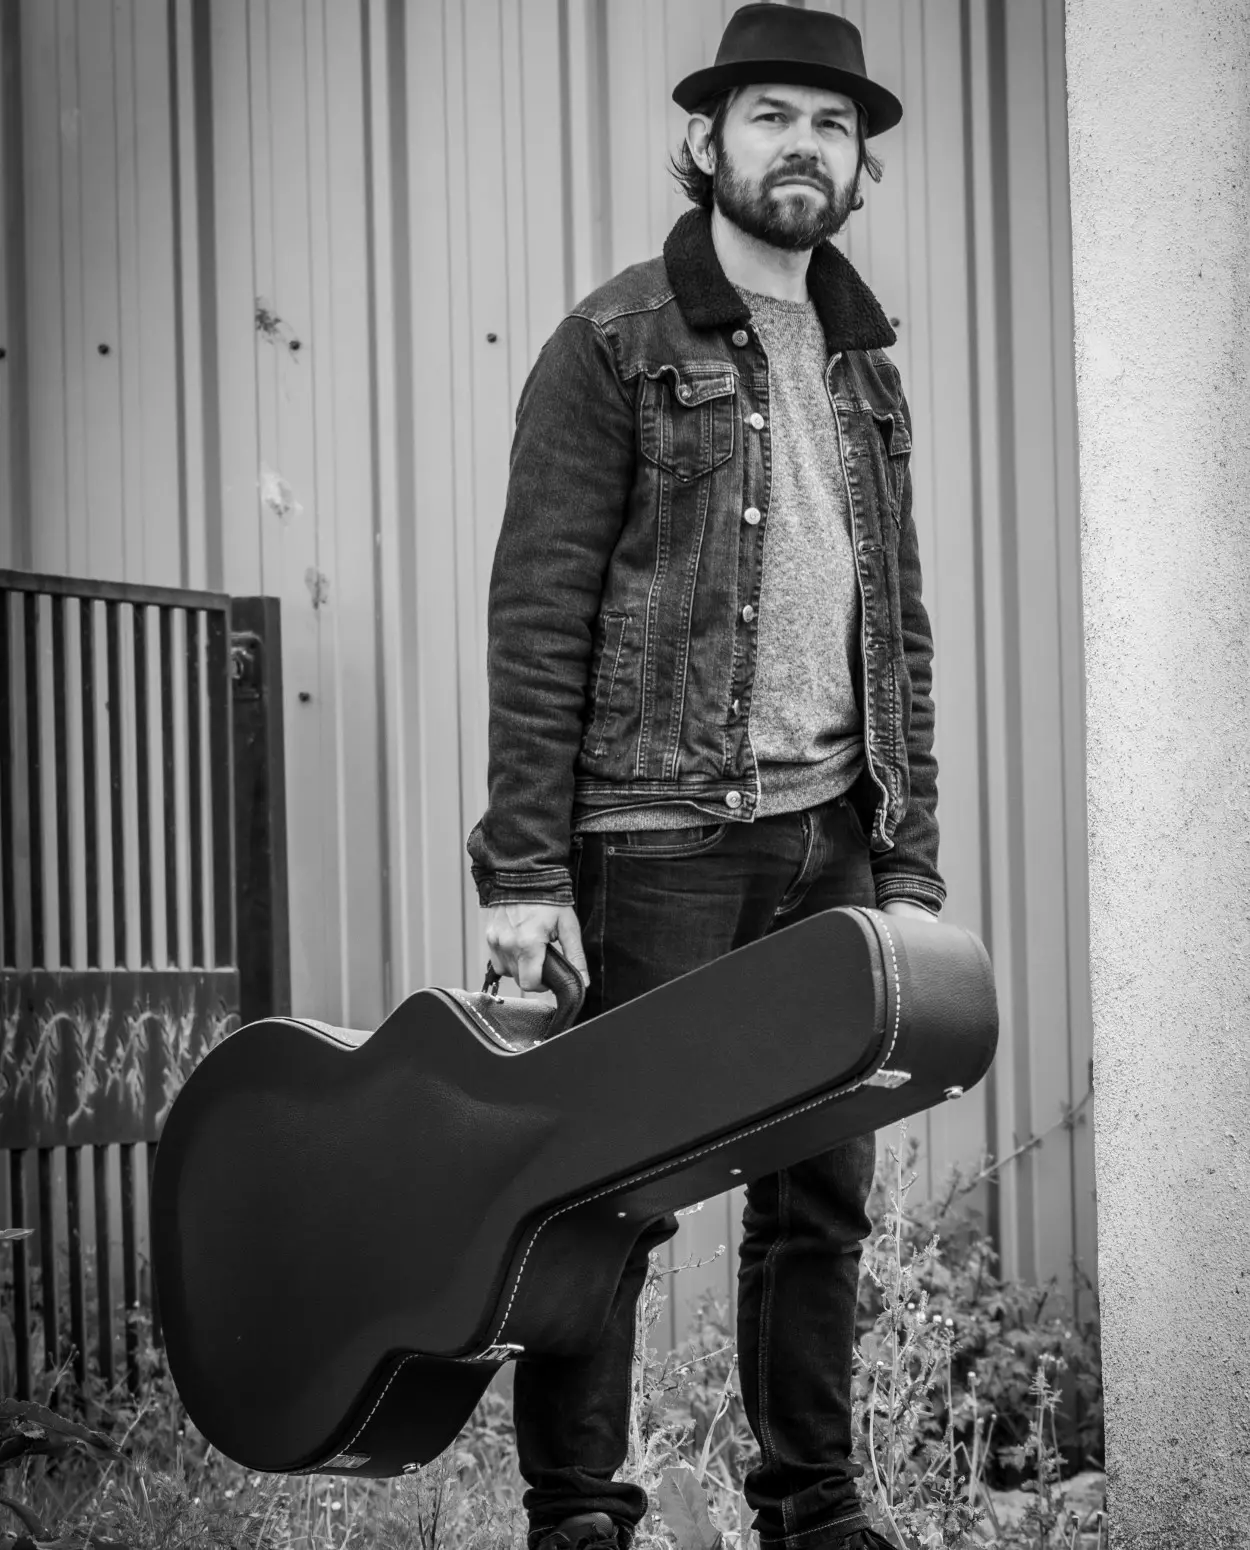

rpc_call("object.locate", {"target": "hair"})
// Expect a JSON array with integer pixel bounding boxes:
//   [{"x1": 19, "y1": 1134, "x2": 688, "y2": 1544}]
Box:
[{"x1": 668, "y1": 86, "x2": 885, "y2": 214}]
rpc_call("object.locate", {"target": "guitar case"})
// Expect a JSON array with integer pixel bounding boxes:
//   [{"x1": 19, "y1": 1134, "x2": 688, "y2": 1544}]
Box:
[{"x1": 151, "y1": 905, "x2": 997, "y2": 1479}]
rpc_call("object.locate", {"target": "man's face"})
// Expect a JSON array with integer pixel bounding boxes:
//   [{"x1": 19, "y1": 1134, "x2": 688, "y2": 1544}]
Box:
[{"x1": 706, "y1": 84, "x2": 863, "y2": 250}]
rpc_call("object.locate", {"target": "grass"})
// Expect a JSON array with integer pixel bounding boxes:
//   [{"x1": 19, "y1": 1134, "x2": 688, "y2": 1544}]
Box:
[{"x1": 0, "y1": 1127, "x2": 1104, "y2": 1550}]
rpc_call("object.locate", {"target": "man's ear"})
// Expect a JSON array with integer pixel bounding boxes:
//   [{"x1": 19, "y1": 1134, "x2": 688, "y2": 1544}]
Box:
[{"x1": 686, "y1": 115, "x2": 716, "y2": 177}]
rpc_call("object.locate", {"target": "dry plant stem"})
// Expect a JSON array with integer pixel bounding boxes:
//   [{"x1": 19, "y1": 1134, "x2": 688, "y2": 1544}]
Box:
[
  {"x1": 887, "y1": 1133, "x2": 905, "y2": 1509},
  {"x1": 697, "y1": 1354, "x2": 738, "y2": 1484}
]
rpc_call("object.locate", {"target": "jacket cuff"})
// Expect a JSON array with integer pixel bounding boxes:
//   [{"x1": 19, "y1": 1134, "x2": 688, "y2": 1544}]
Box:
[
  {"x1": 472, "y1": 865, "x2": 575, "y2": 910},
  {"x1": 872, "y1": 871, "x2": 946, "y2": 913}
]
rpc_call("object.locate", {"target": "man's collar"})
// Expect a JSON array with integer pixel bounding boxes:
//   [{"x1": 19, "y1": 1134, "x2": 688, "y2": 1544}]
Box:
[{"x1": 661, "y1": 206, "x2": 897, "y2": 355}]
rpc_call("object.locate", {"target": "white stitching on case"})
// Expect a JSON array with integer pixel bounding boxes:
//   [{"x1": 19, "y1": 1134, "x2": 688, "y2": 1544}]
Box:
[
  {"x1": 339, "y1": 912, "x2": 903, "y2": 1455},
  {"x1": 489, "y1": 910, "x2": 901, "y2": 1344}
]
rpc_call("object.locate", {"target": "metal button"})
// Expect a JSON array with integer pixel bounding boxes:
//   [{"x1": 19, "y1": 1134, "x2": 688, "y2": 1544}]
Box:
[
  {"x1": 742, "y1": 604, "x2": 755, "y2": 623},
  {"x1": 732, "y1": 329, "x2": 749, "y2": 347},
  {"x1": 677, "y1": 384, "x2": 693, "y2": 402},
  {"x1": 743, "y1": 506, "x2": 761, "y2": 525},
  {"x1": 731, "y1": 698, "x2": 741, "y2": 715},
  {"x1": 725, "y1": 790, "x2": 743, "y2": 809},
  {"x1": 749, "y1": 412, "x2": 765, "y2": 431}
]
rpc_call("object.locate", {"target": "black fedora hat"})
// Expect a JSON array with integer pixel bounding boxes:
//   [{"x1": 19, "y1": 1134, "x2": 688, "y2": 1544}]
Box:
[{"x1": 672, "y1": 4, "x2": 902, "y2": 138}]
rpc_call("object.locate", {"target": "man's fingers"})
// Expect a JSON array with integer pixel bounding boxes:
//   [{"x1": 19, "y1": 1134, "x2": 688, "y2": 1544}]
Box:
[
  {"x1": 556, "y1": 912, "x2": 591, "y2": 988},
  {"x1": 514, "y1": 938, "x2": 550, "y2": 992}
]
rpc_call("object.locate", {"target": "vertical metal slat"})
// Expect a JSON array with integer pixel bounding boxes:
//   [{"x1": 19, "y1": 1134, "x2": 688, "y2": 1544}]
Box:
[
  {"x1": 146, "y1": 1143, "x2": 163, "y2": 1350},
  {"x1": 106, "y1": 603, "x2": 126, "y2": 968},
  {"x1": 206, "y1": 609, "x2": 233, "y2": 968},
  {"x1": 81, "y1": 600, "x2": 100, "y2": 965},
  {"x1": 92, "y1": 1144, "x2": 115, "y2": 1390},
  {"x1": 24, "y1": 593, "x2": 44, "y2": 967},
  {"x1": 51, "y1": 596, "x2": 72, "y2": 965},
  {"x1": 0, "y1": 590, "x2": 14, "y2": 967},
  {"x1": 120, "y1": 1142, "x2": 139, "y2": 1393},
  {"x1": 66, "y1": 1145, "x2": 87, "y2": 1388},
  {"x1": 10, "y1": 1151, "x2": 31, "y2": 1399},
  {"x1": 186, "y1": 610, "x2": 204, "y2": 965},
  {"x1": 37, "y1": 1147, "x2": 60, "y2": 1379},
  {"x1": 159, "y1": 607, "x2": 178, "y2": 963},
  {"x1": 133, "y1": 607, "x2": 152, "y2": 966}
]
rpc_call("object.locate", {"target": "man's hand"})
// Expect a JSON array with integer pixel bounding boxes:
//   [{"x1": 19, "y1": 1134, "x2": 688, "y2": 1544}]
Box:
[
  {"x1": 484, "y1": 903, "x2": 591, "y2": 992},
  {"x1": 880, "y1": 900, "x2": 941, "y2": 925}
]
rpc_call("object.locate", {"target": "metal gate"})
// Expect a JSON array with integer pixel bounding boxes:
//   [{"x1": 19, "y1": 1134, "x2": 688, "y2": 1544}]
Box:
[{"x1": 0, "y1": 570, "x2": 288, "y2": 1398}]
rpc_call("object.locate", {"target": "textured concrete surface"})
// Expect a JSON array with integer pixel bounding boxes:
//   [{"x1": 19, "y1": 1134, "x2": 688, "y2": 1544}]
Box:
[{"x1": 1065, "y1": 3, "x2": 1250, "y2": 1543}]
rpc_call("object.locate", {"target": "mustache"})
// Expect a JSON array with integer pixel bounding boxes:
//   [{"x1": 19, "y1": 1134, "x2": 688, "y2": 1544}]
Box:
[{"x1": 765, "y1": 164, "x2": 836, "y2": 195}]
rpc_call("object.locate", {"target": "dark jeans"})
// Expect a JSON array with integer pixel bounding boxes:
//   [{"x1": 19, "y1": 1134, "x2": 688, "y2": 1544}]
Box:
[{"x1": 514, "y1": 793, "x2": 877, "y2": 1550}]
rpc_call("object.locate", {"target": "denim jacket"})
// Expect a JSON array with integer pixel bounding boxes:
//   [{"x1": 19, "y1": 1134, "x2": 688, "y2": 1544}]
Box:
[{"x1": 467, "y1": 207, "x2": 944, "y2": 916}]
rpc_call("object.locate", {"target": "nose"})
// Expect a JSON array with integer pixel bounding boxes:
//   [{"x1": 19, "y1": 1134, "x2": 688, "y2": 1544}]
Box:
[{"x1": 783, "y1": 116, "x2": 821, "y2": 160}]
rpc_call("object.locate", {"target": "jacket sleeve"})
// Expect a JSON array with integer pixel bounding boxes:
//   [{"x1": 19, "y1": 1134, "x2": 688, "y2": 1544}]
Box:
[
  {"x1": 870, "y1": 389, "x2": 947, "y2": 915},
  {"x1": 466, "y1": 315, "x2": 636, "y2": 908}
]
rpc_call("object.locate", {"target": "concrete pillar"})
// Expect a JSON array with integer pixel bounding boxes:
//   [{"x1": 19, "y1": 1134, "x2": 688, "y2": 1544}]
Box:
[{"x1": 1065, "y1": 3, "x2": 1250, "y2": 1542}]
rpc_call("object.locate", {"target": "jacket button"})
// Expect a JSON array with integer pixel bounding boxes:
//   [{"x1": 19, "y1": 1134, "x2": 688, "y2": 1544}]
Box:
[
  {"x1": 749, "y1": 412, "x2": 765, "y2": 430},
  {"x1": 732, "y1": 329, "x2": 749, "y2": 347},
  {"x1": 742, "y1": 604, "x2": 755, "y2": 623},
  {"x1": 725, "y1": 790, "x2": 743, "y2": 809},
  {"x1": 743, "y1": 506, "x2": 761, "y2": 525},
  {"x1": 677, "y1": 384, "x2": 693, "y2": 402},
  {"x1": 732, "y1": 698, "x2": 740, "y2": 715}
]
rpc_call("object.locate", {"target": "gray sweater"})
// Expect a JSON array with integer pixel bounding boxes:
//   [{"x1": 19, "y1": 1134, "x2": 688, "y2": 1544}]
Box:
[{"x1": 575, "y1": 285, "x2": 864, "y2": 833}]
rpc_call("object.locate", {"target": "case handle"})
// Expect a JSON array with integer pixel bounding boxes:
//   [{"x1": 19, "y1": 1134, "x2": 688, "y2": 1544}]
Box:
[{"x1": 481, "y1": 942, "x2": 586, "y2": 1040}]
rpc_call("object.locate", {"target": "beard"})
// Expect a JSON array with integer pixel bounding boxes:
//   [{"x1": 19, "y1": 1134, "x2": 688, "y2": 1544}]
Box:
[{"x1": 711, "y1": 143, "x2": 859, "y2": 250}]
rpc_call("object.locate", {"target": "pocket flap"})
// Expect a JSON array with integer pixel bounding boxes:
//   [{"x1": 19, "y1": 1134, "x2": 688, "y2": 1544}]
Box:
[{"x1": 871, "y1": 408, "x2": 912, "y2": 457}]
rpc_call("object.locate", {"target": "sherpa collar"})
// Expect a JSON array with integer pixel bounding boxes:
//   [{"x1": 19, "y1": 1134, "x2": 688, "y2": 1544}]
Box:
[{"x1": 661, "y1": 206, "x2": 896, "y2": 355}]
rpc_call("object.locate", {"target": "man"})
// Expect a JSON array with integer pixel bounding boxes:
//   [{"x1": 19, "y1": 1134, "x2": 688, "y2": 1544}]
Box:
[{"x1": 466, "y1": 7, "x2": 944, "y2": 1549}]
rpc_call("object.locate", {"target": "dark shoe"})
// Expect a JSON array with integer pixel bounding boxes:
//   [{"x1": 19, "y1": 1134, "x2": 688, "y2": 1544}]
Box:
[
  {"x1": 530, "y1": 1512, "x2": 625, "y2": 1550},
  {"x1": 838, "y1": 1530, "x2": 899, "y2": 1550}
]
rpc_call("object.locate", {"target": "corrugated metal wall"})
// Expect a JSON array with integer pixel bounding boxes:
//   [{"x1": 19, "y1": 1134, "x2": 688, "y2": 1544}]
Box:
[{"x1": 0, "y1": 0, "x2": 1094, "y2": 1341}]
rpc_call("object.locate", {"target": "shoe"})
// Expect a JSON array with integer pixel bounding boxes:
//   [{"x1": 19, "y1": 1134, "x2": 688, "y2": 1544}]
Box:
[
  {"x1": 530, "y1": 1512, "x2": 625, "y2": 1550},
  {"x1": 839, "y1": 1531, "x2": 899, "y2": 1550}
]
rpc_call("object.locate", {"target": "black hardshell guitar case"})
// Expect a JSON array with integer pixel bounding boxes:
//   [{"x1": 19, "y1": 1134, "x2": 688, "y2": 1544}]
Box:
[{"x1": 151, "y1": 905, "x2": 997, "y2": 1478}]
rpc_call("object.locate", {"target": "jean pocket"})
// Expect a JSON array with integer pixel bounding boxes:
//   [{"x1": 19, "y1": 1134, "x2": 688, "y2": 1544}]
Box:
[
  {"x1": 611, "y1": 822, "x2": 728, "y2": 859},
  {"x1": 839, "y1": 794, "x2": 870, "y2": 849}
]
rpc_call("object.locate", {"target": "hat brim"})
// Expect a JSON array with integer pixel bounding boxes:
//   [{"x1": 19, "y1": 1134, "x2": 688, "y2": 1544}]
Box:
[{"x1": 672, "y1": 60, "x2": 902, "y2": 137}]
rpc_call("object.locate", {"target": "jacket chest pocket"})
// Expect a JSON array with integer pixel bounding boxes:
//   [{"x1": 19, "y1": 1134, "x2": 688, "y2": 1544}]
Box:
[
  {"x1": 639, "y1": 366, "x2": 737, "y2": 483},
  {"x1": 870, "y1": 408, "x2": 911, "y2": 525}
]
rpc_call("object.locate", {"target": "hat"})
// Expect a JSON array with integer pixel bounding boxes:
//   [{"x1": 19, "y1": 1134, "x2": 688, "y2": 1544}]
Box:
[{"x1": 672, "y1": 4, "x2": 903, "y2": 138}]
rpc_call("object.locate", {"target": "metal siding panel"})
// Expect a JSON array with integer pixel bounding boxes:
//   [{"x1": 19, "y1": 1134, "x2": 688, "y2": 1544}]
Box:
[
  {"x1": 405, "y1": 0, "x2": 472, "y2": 990},
  {"x1": 54, "y1": 0, "x2": 89, "y2": 578},
  {"x1": 208, "y1": 1, "x2": 261, "y2": 596},
  {"x1": 910, "y1": 0, "x2": 989, "y2": 1196},
  {"x1": 77, "y1": 0, "x2": 124, "y2": 581},
  {"x1": 0, "y1": 11, "x2": 14, "y2": 565},
  {"x1": 132, "y1": 0, "x2": 180, "y2": 586},
  {"x1": 1042, "y1": 0, "x2": 1097, "y2": 1308},
  {"x1": 603, "y1": 4, "x2": 652, "y2": 274},
  {"x1": 441, "y1": 0, "x2": 509, "y2": 986},
  {"x1": 251, "y1": 0, "x2": 334, "y2": 1021},
  {"x1": 316, "y1": 0, "x2": 385, "y2": 1023},
  {"x1": 1004, "y1": 0, "x2": 1075, "y2": 1289},
  {"x1": 113, "y1": 0, "x2": 146, "y2": 582},
  {"x1": 563, "y1": 0, "x2": 610, "y2": 305},
  {"x1": 361, "y1": 0, "x2": 407, "y2": 1009},
  {"x1": 22, "y1": 3, "x2": 67, "y2": 571},
  {"x1": 513, "y1": 0, "x2": 566, "y2": 385},
  {"x1": 303, "y1": 0, "x2": 356, "y2": 1026},
  {"x1": 173, "y1": 0, "x2": 207, "y2": 591},
  {"x1": 964, "y1": 0, "x2": 1023, "y2": 1281}
]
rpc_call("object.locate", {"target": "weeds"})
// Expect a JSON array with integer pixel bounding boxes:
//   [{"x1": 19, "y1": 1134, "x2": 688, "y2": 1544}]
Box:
[{"x1": 0, "y1": 1132, "x2": 1104, "y2": 1550}]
